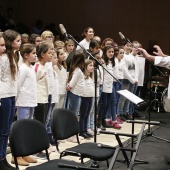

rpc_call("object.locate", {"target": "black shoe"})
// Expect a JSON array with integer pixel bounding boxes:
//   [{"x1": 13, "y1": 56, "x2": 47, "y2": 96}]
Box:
[
  {"x1": 97, "y1": 125, "x2": 106, "y2": 131},
  {"x1": 2, "y1": 159, "x2": 16, "y2": 170},
  {"x1": 48, "y1": 134, "x2": 56, "y2": 146},
  {"x1": 85, "y1": 131, "x2": 93, "y2": 138},
  {"x1": 102, "y1": 119, "x2": 112, "y2": 128},
  {"x1": 118, "y1": 115, "x2": 126, "y2": 122},
  {"x1": 34, "y1": 152, "x2": 47, "y2": 160},
  {"x1": 0, "y1": 160, "x2": 12, "y2": 170},
  {"x1": 79, "y1": 132, "x2": 91, "y2": 139},
  {"x1": 134, "y1": 112, "x2": 145, "y2": 118}
]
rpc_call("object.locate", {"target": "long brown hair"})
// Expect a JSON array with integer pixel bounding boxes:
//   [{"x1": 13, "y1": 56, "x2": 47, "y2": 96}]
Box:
[
  {"x1": 3, "y1": 29, "x2": 20, "y2": 80},
  {"x1": 68, "y1": 52, "x2": 85, "y2": 82},
  {"x1": 84, "y1": 59, "x2": 94, "y2": 80}
]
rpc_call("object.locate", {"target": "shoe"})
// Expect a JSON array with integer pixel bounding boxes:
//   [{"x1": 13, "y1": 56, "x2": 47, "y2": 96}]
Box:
[
  {"x1": 48, "y1": 133, "x2": 56, "y2": 146},
  {"x1": 112, "y1": 122, "x2": 121, "y2": 129},
  {"x1": 123, "y1": 114, "x2": 133, "y2": 120},
  {"x1": 85, "y1": 131, "x2": 93, "y2": 138},
  {"x1": 87, "y1": 129, "x2": 94, "y2": 136},
  {"x1": 106, "y1": 119, "x2": 113, "y2": 126},
  {"x1": 23, "y1": 156, "x2": 37, "y2": 163},
  {"x1": 2, "y1": 159, "x2": 16, "y2": 170},
  {"x1": 97, "y1": 124, "x2": 106, "y2": 131},
  {"x1": 116, "y1": 117, "x2": 124, "y2": 124},
  {"x1": 11, "y1": 157, "x2": 29, "y2": 166},
  {"x1": 34, "y1": 152, "x2": 47, "y2": 160},
  {"x1": 118, "y1": 115, "x2": 126, "y2": 122},
  {"x1": 66, "y1": 136, "x2": 78, "y2": 143},
  {"x1": 0, "y1": 160, "x2": 12, "y2": 170},
  {"x1": 134, "y1": 112, "x2": 145, "y2": 118},
  {"x1": 79, "y1": 132, "x2": 91, "y2": 139},
  {"x1": 48, "y1": 144, "x2": 56, "y2": 152},
  {"x1": 121, "y1": 114, "x2": 128, "y2": 121},
  {"x1": 102, "y1": 119, "x2": 112, "y2": 128}
]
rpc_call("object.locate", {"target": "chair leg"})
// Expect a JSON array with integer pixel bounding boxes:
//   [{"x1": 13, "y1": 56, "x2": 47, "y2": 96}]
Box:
[{"x1": 107, "y1": 160, "x2": 109, "y2": 167}]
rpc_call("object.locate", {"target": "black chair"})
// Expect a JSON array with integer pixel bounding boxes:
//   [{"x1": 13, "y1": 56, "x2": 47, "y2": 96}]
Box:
[
  {"x1": 51, "y1": 108, "x2": 121, "y2": 168},
  {"x1": 9, "y1": 119, "x2": 105, "y2": 170}
]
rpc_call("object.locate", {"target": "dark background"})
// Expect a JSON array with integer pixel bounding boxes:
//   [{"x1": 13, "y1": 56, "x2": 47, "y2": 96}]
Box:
[{"x1": 1, "y1": 0, "x2": 170, "y2": 53}]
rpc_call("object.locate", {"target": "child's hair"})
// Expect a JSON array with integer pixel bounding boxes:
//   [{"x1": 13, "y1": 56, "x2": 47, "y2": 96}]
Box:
[
  {"x1": 101, "y1": 38, "x2": 114, "y2": 49},
  {"x1": 68, "y1": 52, "x2": 85, "y2": 82},
  {"x1": 102, "y1": 45, "x2": 115, "y2": 67},
  {"x1": 54, "y1": 40, "x2": 65, "y2": 49},
  {"x1": 84, "y1": 59, "x2": 93, "y2": 79},
  {"x1": 41, "y1": 30, "x2": 54, "y2": 41},
  {"x1": 89, "y1": 39, "x2": 100, "y2": 49},
  {"x1": 64, "y1": 39, "x2": 74, "y2": 49},
  {"x1": 114, "y1": 46, "x2": 124, "y2": 58},
  {"x1": 3, "y1": 29, "x2": 20, "y2": 80},
  {"x1": 20, "y1": 43, "x2": 36, "y2": 60},
  {"x1": 55, "y1": 48, "x2": 67, "y2": 69},
  {"x1": 36, "y1": 41, "x2": 52, "y2": 60},
  {"x1": 81, "y1": 27, "x2": 94, "y2": 39},
  {"x1": 29, "y1": 34, "x2": 40, "y2": 44}
]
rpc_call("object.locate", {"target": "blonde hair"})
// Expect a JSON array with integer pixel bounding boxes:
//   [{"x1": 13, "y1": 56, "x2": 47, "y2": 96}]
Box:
[
  {"x1": 41, "y1": 30, "x2": 54, "y2": 41},
  {"x1": 54, "y1": 40, "x2": 65, "y2": 49}
]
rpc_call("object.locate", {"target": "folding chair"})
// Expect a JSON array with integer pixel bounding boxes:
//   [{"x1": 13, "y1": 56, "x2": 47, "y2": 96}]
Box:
[{"x1": 9, "y1": 119, "x2": 105, "y2": 170}]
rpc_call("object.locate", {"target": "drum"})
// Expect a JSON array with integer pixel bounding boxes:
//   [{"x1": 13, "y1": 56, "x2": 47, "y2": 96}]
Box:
[{"x1": 161, "y1": 88, "x2": 170, "y2": 112}]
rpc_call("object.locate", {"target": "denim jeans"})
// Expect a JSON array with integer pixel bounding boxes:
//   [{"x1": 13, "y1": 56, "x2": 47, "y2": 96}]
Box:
[
  {"x1": 118, "y1": 79, "x2": 135, "y2": 115},
  {"x1": 79, "y1": 97, "x2": 93, "y2": 133},
  {"x1": 87, "y1": 97, "x2": 95, "y2": 129},
  {"x1": 67, "y1": 91, "x2": 81, "y2": 116},
  {"x1": 0, "y1": 97, "x2": 15, "y2": 159},
  {"x1": 116, "y1": 79, "x2": 123, "y2": 115},
  {"x1": 98, "y1": 92, "x2": 112, "y2": 121},
  {"x1": 106, "y1": 82, "x2": 118, "y2": 121},
  {"x1": 17, "y1": 107, "x2": 34, "y2": 120}
]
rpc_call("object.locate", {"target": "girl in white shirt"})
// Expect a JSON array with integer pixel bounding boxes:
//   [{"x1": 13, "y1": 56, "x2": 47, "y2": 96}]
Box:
[
  {"x1": 97, "y1": 46, "x2": 115, "y2": 130},
  {"x1": 76, "y1": 27, "x2": 94, "y2": 53},
  {"x1": 66, "y1": 52, "x2": 85, "y2": 116},
  {"x1": 54, "y1": 48, "x2": 67, "y2": 108},
  {"x1": 79, "y1": 59, "x2": 94, "y2": 139},
  {"x1": 0, "y1": 30, "x2": 22, "y2": 169},
  {"x1": 16, "y1": 43, "x2": 38, "y2": 164}
]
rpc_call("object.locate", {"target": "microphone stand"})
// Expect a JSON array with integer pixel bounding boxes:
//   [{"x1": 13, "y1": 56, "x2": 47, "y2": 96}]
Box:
[
  {"x1": 68, "y1": 34, "x2": 122, "y2": 168},
  {"x1": 143, "y1": 59, "x2": 170, "y2": 143}
]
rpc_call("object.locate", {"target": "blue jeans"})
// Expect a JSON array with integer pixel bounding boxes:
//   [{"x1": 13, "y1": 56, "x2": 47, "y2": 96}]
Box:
[
  {"x1": 79, "y1": 97, "x2": 93, "y2": 133},
  {"x1": 98, "y1": 92, "x2": 112, "y2": 121},
  {"x1": 67, "y1": 91, "x2": 81, "y2": 116},
  {"x1": 17, "y1": 107, "x2": 34, "y2": 120},
  {"x1": 106, "y1": 82, "x2": 118, "y2": 121},
  {"x1": 118, "y1": 79, "x2": 135, "y2": 115},
  {"x1": 87, "y1": 97, "x2": 95, "y2": 129},
  {"x1": 116, "y1": 79, "x2": 123, "y2": 115},
  {"x1": 0, "y1": 97, "x2": 15, "y2": 159}
]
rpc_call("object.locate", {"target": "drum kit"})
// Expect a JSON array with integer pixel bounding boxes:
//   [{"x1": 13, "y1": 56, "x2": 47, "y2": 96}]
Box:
[{"x1": 149, "y1": 75, "x2": 170, "y2": 112}]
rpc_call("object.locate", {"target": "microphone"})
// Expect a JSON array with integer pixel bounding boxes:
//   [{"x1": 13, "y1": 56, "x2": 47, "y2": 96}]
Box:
[
  {"x1": 118, "y1": 32, "x2": 131, "y2": 44},
  {"x1": 59, "y1": 24, "x2": 69, "y2": 40}
]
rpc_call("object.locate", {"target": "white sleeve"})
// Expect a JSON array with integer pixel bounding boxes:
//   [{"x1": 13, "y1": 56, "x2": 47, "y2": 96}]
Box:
[
  {"x1": 69, "y1": 69, "x2": 81, "y2": 88},
  {"x1": 154, "y1": 56, "x2": 170, "y2": 69}
]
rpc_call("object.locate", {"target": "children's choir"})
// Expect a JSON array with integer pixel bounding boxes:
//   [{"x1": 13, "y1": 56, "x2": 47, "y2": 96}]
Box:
[{"x1": 0, "y1": 28, "x2": 145, "y2": 169}]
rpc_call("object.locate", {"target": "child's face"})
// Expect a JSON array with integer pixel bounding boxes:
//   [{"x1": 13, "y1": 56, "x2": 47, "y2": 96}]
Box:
[
  {"x1": 105, "y1": 40, "x2": 113, "y2": 47},
  {"x1": 86, "y1": 62, "x2": 94, "y2": 73},
  {"x1": 66, "y1": 43, "x2": 74, "y2": 52},
  {"x1": 0, "y1": 37, "x2": 6, "y2": 56},
  {"x1": 35, "y1": 37, "x2": 41, "y2": 47},
  {"x1": 123, "y1": 43, "x2": 132, "y2": 53},
  {"x1": 85, "y1": 28, "x2": 94, "y2": 40},
  {"x1": 106, "y1": 48, "x2": 114, "y2": 59},
  {"x1": 90, "y1": 45, "x2": 100, "y2": 53},
  {"x1": 132, "y1": 43, "x2": 140, "y2": 55},
  {"x1": 12, "y1": 35, "x2": 21, "y2": 51},
  {"x1": 51, "y1": 51, "x2": 58, "y2": 65},
  {"x1": 43, "y1": 48, "x2": 52, "y2": 62},
  {"x1": 26, "y1": 48, "x2": 37, "y2": 63},
  {"x1": 22, "y1": 36, "x2": 29, "y2": 44},
  {"x1": 58, "y1": 50, "x2": 65, "y2": 62},
  {"x1": 117, "y1": 49, "x2": 124, "y2": 60}
]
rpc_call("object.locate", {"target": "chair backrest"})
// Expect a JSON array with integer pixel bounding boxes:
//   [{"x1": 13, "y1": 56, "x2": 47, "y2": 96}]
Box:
[
  {"x1": 51, "y1": 108, "x2": 80, "y2": 140},
  {"x1": 9, "y1": 119, "x2": 50, "y2": 157}
]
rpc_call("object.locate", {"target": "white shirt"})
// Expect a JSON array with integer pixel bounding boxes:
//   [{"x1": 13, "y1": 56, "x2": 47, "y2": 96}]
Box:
[
  {"x1": 34, "y1": 62, "x2": 49, "y2": 103},
  {"x1": 16, "y1": 63, "x2": 37, "y2": 107},
  {"x1": 83, "y1": 77, "x2": 94, "y2": 97},
  {"x1": 76, "y1": 38, "x2": 90, "y2": 53},
  {"x1": 102, "y1": 61, "x2": 113, "y2": 93},
  {"x1": 0, "y1": 54, "x2": 18, "y2": 98},
  {"x1": 69, "y1": 67, "x2": 85, "y2": 96},
  {"x1": 137, "y1": 57, "x2": 145, "y2": 86},
  {"x1": 154, "y1": 56, "x2": 170, "y2": 99},
  {"x1": 54, "y1": 65, "x2": 67, "y2": 95}
]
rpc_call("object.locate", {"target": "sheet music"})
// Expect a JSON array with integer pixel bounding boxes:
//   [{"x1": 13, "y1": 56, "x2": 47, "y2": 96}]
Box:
[{"x1": 117, "y1": 89, "x2": 144, "y2": 105}]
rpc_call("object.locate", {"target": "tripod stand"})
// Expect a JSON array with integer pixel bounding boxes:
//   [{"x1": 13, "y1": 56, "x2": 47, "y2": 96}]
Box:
[{"x1": 144, "y1": 62, "x2": 170, "y2": 143}]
